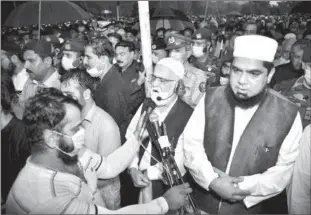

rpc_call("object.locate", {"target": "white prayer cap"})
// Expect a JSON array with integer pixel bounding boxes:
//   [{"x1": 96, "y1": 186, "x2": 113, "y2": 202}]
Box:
[
  {"x1": 156, "y1": 57, "x2": 185, "y2": 80},
  {"x1": 284, "y1": 33, "x2": 296, "y2": 40},
  {"x1": 97, "y1": 21, "x2": 111, "y2": 27},
  {"x1": 233, "y1": 35, "x2": 278, "y2": 62}
]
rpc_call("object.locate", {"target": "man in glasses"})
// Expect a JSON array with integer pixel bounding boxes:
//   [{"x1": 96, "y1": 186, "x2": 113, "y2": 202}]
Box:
[{"x1": 127, "y1": 58, "x2": 194, "y2": 210}]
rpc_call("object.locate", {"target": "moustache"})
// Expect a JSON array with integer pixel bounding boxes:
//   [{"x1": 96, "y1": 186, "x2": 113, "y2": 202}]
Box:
[
  {"x1": 117, "y1": 60, "x2": 123, "y2": 64},
  {"x1": 26, "y1": 68, "x2": 33, "y2": 73}
]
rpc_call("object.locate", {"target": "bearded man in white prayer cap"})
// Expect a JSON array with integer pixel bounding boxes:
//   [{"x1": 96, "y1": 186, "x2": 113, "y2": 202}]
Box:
[
  {"x1": 170, "y1": 35, "x2": 303, "y2": 214},
  {"x1": 126, "y1": 58, "x2": 194, "y2": 208}
]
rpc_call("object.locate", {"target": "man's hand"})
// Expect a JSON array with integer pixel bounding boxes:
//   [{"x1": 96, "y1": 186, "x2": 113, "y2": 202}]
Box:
[
  {"x1": 137, "y1": 70, "x2": 146, "y2": 86},
  {"x1": 209, "y1": 176, "x2": 251, "y2": 202},
  {"x1": 84, "y1": 166, "x2": 98, "y2": 193},
  {"x1": 162, "y1": 183, "x2": 193, "y2": 211},
  {"x1": 129, "y1": 168, "x2": 150, "y2": 188}
]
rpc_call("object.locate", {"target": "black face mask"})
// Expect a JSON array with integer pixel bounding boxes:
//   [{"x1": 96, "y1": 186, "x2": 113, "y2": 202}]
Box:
[{"x1": 226, "y1": 85, "x2": 268, "y2": 109}]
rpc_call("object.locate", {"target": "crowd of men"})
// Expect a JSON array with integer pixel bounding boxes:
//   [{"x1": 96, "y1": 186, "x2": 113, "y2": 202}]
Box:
[{"x1": 1, "y1": 10, "x2": 311, "y2": 214}]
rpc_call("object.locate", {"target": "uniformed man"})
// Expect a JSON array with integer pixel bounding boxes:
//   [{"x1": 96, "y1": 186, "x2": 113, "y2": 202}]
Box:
[
  {"x1": 189, "y1": 28, "x2": 219, "y2": 86},
  {"x1": 151, "y1": 38, "x2": 167, "y2": 65},
  {"x1": 166, "y1": 33, "x2": 207, "y2": 108},
  {"x1": 60, "y1": 39, "x2": 85, "y2": 72}
]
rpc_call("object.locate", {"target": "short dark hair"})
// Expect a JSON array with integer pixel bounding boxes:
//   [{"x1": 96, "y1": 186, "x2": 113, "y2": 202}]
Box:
[
  {"x1": 23, "y1": 88, "x2": 81, "y2": 151},
  {"x1": 263, "y1": 61, "x2": 274, "y2": 73},
  {"x1": 1, "y1": 70, "x2": 16, "y2": 114},
  {"x1": 115, "y1": 40, "x2": 136, "y2": 52},
  {"x1": 60, "y1": 69, "x2": 100, "y2": 98},
  {"x1": 87, "y1": 39, "x2": 115, "y2": 64}
]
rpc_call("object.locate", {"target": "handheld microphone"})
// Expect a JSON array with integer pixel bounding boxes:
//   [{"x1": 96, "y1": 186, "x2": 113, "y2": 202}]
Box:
[{"x1": 139, "y1": 106, "x2": 153, "y2": 140}]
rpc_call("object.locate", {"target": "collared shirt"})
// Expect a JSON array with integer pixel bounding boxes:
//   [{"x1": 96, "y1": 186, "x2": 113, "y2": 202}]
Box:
[
  {"x1": 287, "y1": 124, "x2": 311, "y2": 214},
  {"x1": 127, "y1": 97, "x2": 178, "y2": 177},
  {"x1": 178, "y1": 93, "x2": 302, "y2": 208},
  {"x1": 83, "y1": 103, "x2": 121, "y2": 209},
  {"x1": 181, "y1": 61, "x2": 207, "y2": 108},
  {"x1": 15, "y1": 69, "x2": 61, "y2": 119},
  {"x1": 6, "y1": 155, "x2": 169, "y2": 214}
]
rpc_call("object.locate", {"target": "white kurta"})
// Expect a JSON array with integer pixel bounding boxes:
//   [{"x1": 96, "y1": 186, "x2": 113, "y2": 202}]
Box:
[{"x1": 176, "y1": 93, "x2": 303, "y2": 208}]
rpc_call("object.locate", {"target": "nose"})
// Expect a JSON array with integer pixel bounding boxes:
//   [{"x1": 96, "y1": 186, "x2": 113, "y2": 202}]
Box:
[
  {"x1": 83, "y1": 56, "x2": 88, "y2": 65},
  {"x1": 238, "y1": 72, "x2": 248, "y2": 85},
  {"x1": 24, "y1": 61, "x2": 29, "y2": 69}
]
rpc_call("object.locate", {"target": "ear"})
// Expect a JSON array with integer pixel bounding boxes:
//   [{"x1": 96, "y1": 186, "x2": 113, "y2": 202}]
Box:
[
  {"x1": 267, "y1": 67, "x2": 276, "y2": 84},
  {"x1": 43, "y1": 129, "x2": 58, "y2": 148},
  {"x1": 83, "y1": 89, "x2": 91, "y2": 100},
  {"x1": 43, "y1": 56, "x2": 52, "y2": 67}
]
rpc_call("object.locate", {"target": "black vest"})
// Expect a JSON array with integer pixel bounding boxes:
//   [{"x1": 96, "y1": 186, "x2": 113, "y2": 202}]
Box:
[
  {"x1": 139, "y1": 98, "x2": 193, "y2": 199},
  {"x1": 193, "y1": 86, "x2": 298, "y2": 214}
]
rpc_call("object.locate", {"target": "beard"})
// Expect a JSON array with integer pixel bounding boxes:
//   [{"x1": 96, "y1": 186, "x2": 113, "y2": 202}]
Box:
[
  {"x1": 57, "y1": 138, "x2": 78, "y2": 165},
  {"x1": 226, "y1": 85, "x2": 268, "y2": 109}
]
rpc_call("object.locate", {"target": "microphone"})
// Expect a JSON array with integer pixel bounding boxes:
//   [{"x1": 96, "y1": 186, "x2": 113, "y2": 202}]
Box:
[{"x1": 139, "y1": 106, "x2": 153, "y2": 140}]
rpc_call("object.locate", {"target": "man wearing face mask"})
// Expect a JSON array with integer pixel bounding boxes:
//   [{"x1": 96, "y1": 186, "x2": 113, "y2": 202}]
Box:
[
  {"x1": 84, "y1": 39, "x2": 133, "y2": 144},
  {"x1": 6, "y1": 88, "x2": 192, "y2": 214},
  {"x1": 190, "y1": 28, "x2": 218, "y2": 86},
  {"x1": 270, "y1": 39, "x2": 307, "y2": 87},
  {"x1": 166, "y1": 33, "x2": 207, "y2": 108},
  {"x1": 151, "y1": 38, "x2": 167, "y2": 65},
  {"x1": 127, "y1": 57, "x2": 193, "y2": 206},
  {"x1": 60, "y1": 39, "x2": 84, "y2": 72},
  {"x1": 274, "y1": 40, "x2": 311, "y2": 128}
]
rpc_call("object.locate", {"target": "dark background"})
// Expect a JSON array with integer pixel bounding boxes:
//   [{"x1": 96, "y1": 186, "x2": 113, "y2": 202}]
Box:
[{"x1": 1, "y1": 1, "x2": 310, "y2": 26}]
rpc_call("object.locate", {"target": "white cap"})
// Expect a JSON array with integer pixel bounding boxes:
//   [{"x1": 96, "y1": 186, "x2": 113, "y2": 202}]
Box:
[
  {"x1": 234, "y1": 35, "x2": 278, "y2": 62},
  {"x1": 156, "y1": 57, "x2": 185, "y2": 80}
]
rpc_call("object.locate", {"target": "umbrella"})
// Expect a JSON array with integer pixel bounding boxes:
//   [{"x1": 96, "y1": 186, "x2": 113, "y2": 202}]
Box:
[
  {"x1": 4, "y1": 1, "x2": 91, "y2": 27},
  {"x1": 150, "y1": 7, "x2": 194, "y2": 33}
]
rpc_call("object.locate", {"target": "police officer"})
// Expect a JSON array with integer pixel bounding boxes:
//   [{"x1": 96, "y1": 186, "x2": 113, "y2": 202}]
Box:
[
  {"x1": 151, "y1": 38, "x2": 167, "y2": 65},
  {"x1": 190, "y1": 28, "x2": 219, "y2": 86},
  {"x1": 61, "y1": 39, "x2": 85, "y2": 72},
  {"x1": 166, "y1": 33, "x2": 207, "y2": 108}
]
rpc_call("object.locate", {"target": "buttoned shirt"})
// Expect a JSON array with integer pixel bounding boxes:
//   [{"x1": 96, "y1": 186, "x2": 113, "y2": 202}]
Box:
[
  {"x1": 177, "y1": 94, "x2": 302, "y2": 208},
  {"x1": 83, "y1": 103, "x2": 121, "y2": 209}
]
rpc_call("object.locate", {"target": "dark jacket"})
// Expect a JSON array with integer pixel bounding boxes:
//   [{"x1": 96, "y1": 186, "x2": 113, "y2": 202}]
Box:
[
  {"x1": 270, "y1": 62, "x2": 304, "y2": 88},
  {"x1": 94, "y1": 65, "x2": 132, "y2": 143}
]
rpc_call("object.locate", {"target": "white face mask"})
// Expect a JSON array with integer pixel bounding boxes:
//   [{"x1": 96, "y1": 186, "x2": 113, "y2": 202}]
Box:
[
  {"x1": 61, "y1": 57, "x2": 75, "y2": 71},
  {"x1": 192, "y1": 46, "x2": 205, "y2": 58},
  {"x1": 53, "y1": 127, "x2": 85, "y2": 157},
  {"x1": 87, "y1": 67, "x2": 103, "y2": 78},
  {"x1": 219, "y1": 77, "x2": 229, "y2": 86}
]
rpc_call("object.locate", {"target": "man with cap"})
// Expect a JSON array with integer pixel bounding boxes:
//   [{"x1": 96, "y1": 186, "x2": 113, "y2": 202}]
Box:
[
  {"x1": 151, "y1": 38, "x2": 167, "y2": 65},
  {"x1": 189, "y1": 28, "x2": 218, "y2": 86},
  {"x1": 166, "y1": 33, "x2": 207, "y2": 108},
  {"x1": 127, "y1": 57, "x2": 193, "y2": 208},
  {"x1": 172, "y1": 35, "x2": 302, "y2": 214},
  {"x1": 17, "y1": 39, "x2": 61, "y2": 119},
  {"x1": 61, "y1": 39, "x2": 85, "y2": 72}
]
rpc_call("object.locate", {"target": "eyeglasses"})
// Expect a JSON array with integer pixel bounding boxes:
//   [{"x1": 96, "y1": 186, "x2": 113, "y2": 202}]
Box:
[{"x1": 151, "y1": 74, "x2": 175, "y2": 83}]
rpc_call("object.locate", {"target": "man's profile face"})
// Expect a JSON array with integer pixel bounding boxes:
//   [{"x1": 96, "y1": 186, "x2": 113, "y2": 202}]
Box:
[
  {"x1": 115, "y1": 46, "x2": 134, "y2": 68},
  {"x1": 230, "y1": 57, "x2": 272, "y2": 100},
  {"x1": 291, "y1": 46, "x2": 304, "y2": 70},
  {"x1": 83, "y1": 46, "x2": 99, "y2": 70},
  {"x1": 23, "y1": 50, "x2": 48, "y2": 81},
  {"x1": 61, "y1": 79, "x2": 85, "y2": 106},
  {"x1": 56, "y1": 103, "x2": 83, "y2": 165}
]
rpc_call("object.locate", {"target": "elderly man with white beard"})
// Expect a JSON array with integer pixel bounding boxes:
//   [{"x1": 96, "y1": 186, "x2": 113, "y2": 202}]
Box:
[{"x1": 126, "y1": 58, "x2": 194, "y2": 208}]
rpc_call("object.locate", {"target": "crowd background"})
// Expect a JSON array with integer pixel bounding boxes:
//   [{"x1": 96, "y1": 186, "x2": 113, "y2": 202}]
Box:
[{"x1": 1, "y1": 1, "x2": 311, "y2": 214}]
